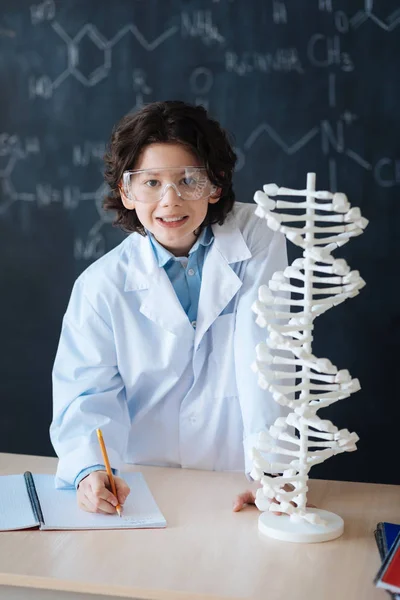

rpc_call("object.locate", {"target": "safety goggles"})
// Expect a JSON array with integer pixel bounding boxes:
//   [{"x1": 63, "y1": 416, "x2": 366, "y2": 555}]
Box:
[{"x1": 121, "y1": 166, "x2": 217, "y2": 203}]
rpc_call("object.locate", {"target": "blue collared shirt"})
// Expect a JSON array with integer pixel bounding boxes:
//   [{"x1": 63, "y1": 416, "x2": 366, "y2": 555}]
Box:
[
  {"x1": 74, "y1": 225, "x2": 214, "y2": 488},
  {"x1": 148, "y1": 226, "x2": 214, "y2": 327}
]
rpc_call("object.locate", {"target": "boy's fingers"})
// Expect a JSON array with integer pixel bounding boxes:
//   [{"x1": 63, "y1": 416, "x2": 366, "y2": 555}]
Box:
[
  {"x1": 77, "y1": 472, "x2": 123, "y2": 514},
  {"x1": 270, "y1": 497, "x2": 283, "y2": 516},
  {"x1": 115, "y1": 477, "x2": 131, "y2": 505},
  {"x1": 232, "y1": 499, "x2": 243, "y2": 512},
  {"x1": 88, "y1": 482, "x2": 119, "y2": 509},
  {"x1": 78, "y1": 496, "x2": 97, "y2": 513},
  {"x1": 283, "y1": 483, "x2": 295, "y2": 492},
  {"x1": 77, "y1": 487, "x2": 99, "y2": 513},
  {"x1": 232, "y1": 490, "x2": 256, "y2": 512},
  {"x1": 234, "y1": 483, "x2": 311, "y2": 518},
  {"x1": 269, "y1": 484, "x2": 297, "y2": 515},
  {"x1": 91, "y1": 472, "x2": 130, "y2": 505},
  {"x1": 78, "y1": 487, "x2": 118, "y2": 515},
  {"x1": 90, "y1": 479, "x2": 118, "y2": 503},
  {"x1": 85, "y1": 491, "x2": 118, "y2": 514}
]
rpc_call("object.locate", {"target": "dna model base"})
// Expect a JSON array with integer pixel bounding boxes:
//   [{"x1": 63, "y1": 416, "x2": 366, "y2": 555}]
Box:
[{"x1": 258, "y1": 509, "x2": 344, "y2": 543}]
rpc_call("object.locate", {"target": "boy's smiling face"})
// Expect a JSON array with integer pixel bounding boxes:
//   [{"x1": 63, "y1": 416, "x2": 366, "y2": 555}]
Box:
[{"x1": 120, "y1": 143, "x2": 220, "y2": 256}]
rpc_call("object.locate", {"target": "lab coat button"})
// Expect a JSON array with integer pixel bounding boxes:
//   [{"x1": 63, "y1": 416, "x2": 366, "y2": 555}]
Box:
[{"x1": 191, "y1": 320, "x2": 197, "y2": 328}]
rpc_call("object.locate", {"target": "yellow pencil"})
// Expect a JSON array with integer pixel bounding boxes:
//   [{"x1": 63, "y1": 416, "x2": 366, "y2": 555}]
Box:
[{"x1": 96, "y1": 428, "x2": 122, "y2": 517}]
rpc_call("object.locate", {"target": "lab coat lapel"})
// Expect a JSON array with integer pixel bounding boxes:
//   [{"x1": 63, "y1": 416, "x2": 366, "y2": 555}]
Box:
[
  {"x1": 140, "y1": 270, "x2": 191, "y2": 335},
  {"x1": 195, "y1": 216, "x2": 252, "y2": 349},
  {"x1": 125, "y1": 234, "x2": 192, "y2": 336}
]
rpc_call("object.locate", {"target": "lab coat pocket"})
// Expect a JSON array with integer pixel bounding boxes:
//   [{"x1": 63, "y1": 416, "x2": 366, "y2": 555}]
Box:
[{"x1": 209, "y1": 312, "x2": 237, "y2": 398}]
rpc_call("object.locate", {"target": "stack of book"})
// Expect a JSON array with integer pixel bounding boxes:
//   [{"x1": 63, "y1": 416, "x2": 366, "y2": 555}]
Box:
[{"x1": 374, "y1": 522, "x2": 400, "y2": 599}]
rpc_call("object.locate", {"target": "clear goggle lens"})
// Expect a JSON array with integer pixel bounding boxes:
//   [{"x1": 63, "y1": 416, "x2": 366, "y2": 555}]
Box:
[{"x1": 122, "y1": 166, "x2": 217, "y2": 203}]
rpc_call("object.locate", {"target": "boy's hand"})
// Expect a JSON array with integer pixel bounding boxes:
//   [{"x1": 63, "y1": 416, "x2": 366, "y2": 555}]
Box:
[
  {"x1": 233, "y1": 484, "x2": 315, "y2": 515},
  {"x1": 77, "y1": 471, "x2": 130, "y2": 514}
]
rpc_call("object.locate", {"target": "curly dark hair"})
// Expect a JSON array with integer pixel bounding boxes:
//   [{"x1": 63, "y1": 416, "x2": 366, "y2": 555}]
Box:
[{"x1": 103, "y1": 100, "x2": 237, "y2": 234}]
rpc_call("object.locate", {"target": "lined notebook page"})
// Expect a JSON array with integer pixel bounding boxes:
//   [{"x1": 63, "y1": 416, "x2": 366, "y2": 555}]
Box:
[
  {"x1": 0, "y1": 474, "x2": 38, "y2": 531},
  {"x1": 33, "y1": 472, "x2": 167, "y2": 530}
]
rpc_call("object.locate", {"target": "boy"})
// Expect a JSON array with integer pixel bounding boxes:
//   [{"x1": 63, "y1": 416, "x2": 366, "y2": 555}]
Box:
[{"x1": 50, "y1": 101, "x2": 288, "y2": 514}]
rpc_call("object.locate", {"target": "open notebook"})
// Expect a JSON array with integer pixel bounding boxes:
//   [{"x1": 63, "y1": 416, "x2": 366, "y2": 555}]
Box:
[{"x1": 0, "y1": 472, "x2": 166, "y2": 531}]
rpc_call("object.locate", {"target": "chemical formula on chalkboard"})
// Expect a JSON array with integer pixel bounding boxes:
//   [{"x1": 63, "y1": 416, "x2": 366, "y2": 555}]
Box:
[{"x1": 1, "y1": 0, "x2": 399, "y2": 261}]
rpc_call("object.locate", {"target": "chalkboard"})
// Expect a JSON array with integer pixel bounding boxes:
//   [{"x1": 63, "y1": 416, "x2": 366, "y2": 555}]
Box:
[{"x1": 0, "y1": 0, "x2": 399, "y2": 485}]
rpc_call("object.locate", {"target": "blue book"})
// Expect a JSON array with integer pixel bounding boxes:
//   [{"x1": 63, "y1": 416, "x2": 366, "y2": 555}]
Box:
[
  {"x1": 385, "y1": 524, "x2": 400, "y2": 555},
  {"x1": 374, "y1": 522, "x2": 400, "y2": 600},
  {"x1": 375, "y1": 522, "x2": 400, "y2": 560}
]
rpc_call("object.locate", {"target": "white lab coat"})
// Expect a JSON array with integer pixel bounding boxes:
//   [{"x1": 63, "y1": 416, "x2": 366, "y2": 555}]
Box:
[{"x1": 50, "y1": 202, "x2": 289, "y2": 488}]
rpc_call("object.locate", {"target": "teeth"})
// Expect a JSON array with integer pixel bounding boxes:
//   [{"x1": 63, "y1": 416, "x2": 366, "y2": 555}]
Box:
[{"x1": 160, "y1": 217, "x2": 186, "y2": 222}]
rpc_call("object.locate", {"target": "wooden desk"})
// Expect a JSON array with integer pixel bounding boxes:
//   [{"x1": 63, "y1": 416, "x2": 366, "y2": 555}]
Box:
[{"x1": 0, "y1": 453, "x2": 398, "y2": 600}]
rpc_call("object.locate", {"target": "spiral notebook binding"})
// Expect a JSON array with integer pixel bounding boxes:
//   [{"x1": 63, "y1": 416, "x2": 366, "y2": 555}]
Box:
[{"x1": 24, "y1": 471, "x2": 44, "y2": 526}]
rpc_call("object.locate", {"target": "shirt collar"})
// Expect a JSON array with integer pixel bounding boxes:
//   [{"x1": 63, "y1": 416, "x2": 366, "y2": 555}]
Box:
[{"x1": 148, "y1": 226, "x2": 214, "y2": 268}]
